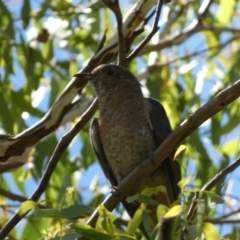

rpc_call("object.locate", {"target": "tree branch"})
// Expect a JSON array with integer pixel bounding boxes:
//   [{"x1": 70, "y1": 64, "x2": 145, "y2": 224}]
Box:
[
  {"x1": 139, "y1": 0, "x2": 239, "y2": 56},
  {"x1": 187, "y1": 156, "x2": 240, "y2": 221},
  {"x1": 205, "y1": 219, "x2": 240, "y2": 224},
  {"x1": 0, "y1": 0, "x2": 159, "y2": 172},
  {"x1": 85, "y1": 79, "x2": 240, "y2": 228},
  {"x1": 140, "y1": 25, "x2": 240, "y2": 56},
  {"x1": 127, "y1": 0, "x2": 164, "y2": 63},
  {"x1": 102, "y1": 0, "x2": 127, "y2": 66},
  {"x1": 0, "y1": 188, "x2": 27, "y2": 202},
  {"x1": 136, "y1": 36, "x2": 239, "y2": 80},
  {"x1": 0, "y1": 99, "x2": 98, "y2": 239}
]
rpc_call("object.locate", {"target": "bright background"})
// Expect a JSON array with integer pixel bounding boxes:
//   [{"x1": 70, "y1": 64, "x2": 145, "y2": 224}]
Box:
[{"x1": 1, "y1": 0, "x2": 240, "y2": 239}]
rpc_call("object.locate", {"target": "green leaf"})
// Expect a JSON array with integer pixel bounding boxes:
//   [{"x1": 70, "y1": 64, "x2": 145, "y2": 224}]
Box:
[
  {"x1": 0, "y1": 217, "x2": 17, "y2": 239},
  {"x1": 126, "y1": 194, "x2": 140, "y2": 203},
  {"x1": 49, "y1": 77, "x2": 60, "y2": 106},
  {"x1": 127, "y1": 208, "x2": 144, "y2": 234},
  {"x1": 42, "y1": 40, "x2": 54, "y2": 60},
  {"x1": 203, "y1": 191, "x2": 225, "y2": 204},
  {"x1": 98, "y1": 205, "x2": 116, "y2": 235},
  {"x1": 217, "y1": 0, "x2": 236, "y2": 26},
  {"x1": 202, "y1": 222, "x2": 220, "y2": 240},
  {"x1": 33, "y1": 1, "x2": 49, "y2": 19},
  {"x1": 157, "y1": 205, "x2": 169, "y2": 219},
  {"x1": 163, "y1": 205, "x2": 183, "y2": 218},
  {"x1": 69, "y1": 61, "x2": 79, "y2": 77},
  {"x1": 178, "y1": 175, "x2": 192, "y2": 189},
  {"x1": 46, "y1": 150, "x2": 73, "y2": 203},
  {"x1": 174, "y1": 144, "x2": 187, "y2": 159},
  {"x1": 34, "y1": 204, "x2": 92, "y2": 219},
  {"x1": 142, "y1": 208, "x2": 153, "y2": 235},
  {"x1": 196, "y1": 200, "x2": 205, "y2": 229},
  {"x1": 203, "y1": 32, "x2": 220, "y2": 55},
  {"x1": 0, "y1": 1, "x2": 15, "y2": 39},
  {"x1": 10, "y1": 90, "x2": 43, "y2": 116},
  {"x1": 51, "y1": 233, "x2": 81, "y2": 240},
  {"x1": 70, "y1": 224, "x2": 112, "y2": 240},
  {"x1": 126, "y1": 194, "x2": 159, "y2": 205},
  {"x1": 34, "y1": 135, "x2": 58, "y2": 177},
  {"x1": 20, "y1": 213, "x2": 50, "y2": 239},
  {"x1": 0, "y1": 89, "x2": 13, "y2": 132},
  {"x1": 222, "y1": 138, "x2": 240, "y2": 156},
  {"x1": 18, "y1": 200, "x2": 38, "y2": 216},
  {"x1": 186, "y1": 225, "x2": 199, "y2": 239},
  {"x1": 141, "y1": 186, "x2": 167, "y2": 197},
  {"x1": 21, "y1": 0, "x2": 31, "y2": 28},
  {"x1": 2, "y1": 42, "x2": 14, "y2": 73},
  {"x1": 11, "y1": 167, "x2": 27, "y2": 195},
  {"x1": 146, "y1": 74, "x2": 161, "y2": 100}
]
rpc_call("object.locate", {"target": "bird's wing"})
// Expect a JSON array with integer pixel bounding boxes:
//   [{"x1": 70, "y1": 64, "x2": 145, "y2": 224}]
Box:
[
  {"x1": 146, "y1": 97, "x2": 181, "y2": 201},
  {"x1": 90, "y1": 119, "x2": 150, "y2": 237},
  {"x1": 90, "y1": 118, "x2": 118, "y2": 186}
]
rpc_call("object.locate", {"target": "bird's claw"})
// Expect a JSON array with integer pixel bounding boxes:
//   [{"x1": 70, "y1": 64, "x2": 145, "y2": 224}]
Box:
[{"x1": 110, "y1": 185, "x2": 117, "y2": 193}]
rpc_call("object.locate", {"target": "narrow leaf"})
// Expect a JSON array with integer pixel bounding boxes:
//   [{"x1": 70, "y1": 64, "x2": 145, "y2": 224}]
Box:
[
  {"x1": 217, "y1": 0, "x2": 236, "y2": 26},
  {"x1": 127, "y1": 208, "x2": 144, "y2": 234},
  {"x1": 71, "y1": 224, "x2": 112, "y2": 240},
  {"x1": 21, "y1": 0, "x2": 31, "y2": 28},
  {"x1": 34, "y1": 204, "x2": 92, "y2": 219},
  {"x1": 202, "y1": 222, "x2": 220, "y2": 240},
  {"x1": 203, "y1": 191, "x2": 225, "y2": 204},
  {"x1": 178, "y1": 175, "x2": 192, "y2": 189},
  {"x1": 164, "y1": 205, "x2": 183, "y2": 218},
  {"x1": 18, "y1": 200, "x2": 38, "y2": 216},
  {"x1": 157, "y1": 205, "x2": 169, "y2": 219}
]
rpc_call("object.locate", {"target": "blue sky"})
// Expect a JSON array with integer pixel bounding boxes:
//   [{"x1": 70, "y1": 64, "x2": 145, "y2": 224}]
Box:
[{"x1": 2, "y1": 0, "x2": 240, "y2": 237}]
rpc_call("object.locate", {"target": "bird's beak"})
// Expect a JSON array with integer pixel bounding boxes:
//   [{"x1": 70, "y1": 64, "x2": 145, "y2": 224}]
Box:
[{"x1": 74, "y1": 73, "x2": 92, "y2": 80}]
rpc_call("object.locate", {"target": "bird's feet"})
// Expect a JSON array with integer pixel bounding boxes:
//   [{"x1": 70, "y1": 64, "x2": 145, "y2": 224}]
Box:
[{"x1": 110, "y1": 185, "x2": 117, "y2": 193}]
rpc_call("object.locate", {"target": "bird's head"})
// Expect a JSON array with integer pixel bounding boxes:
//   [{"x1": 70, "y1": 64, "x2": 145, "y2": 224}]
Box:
[{"x1": 74, "y1": 64, "x2": 141, "y2": 98}]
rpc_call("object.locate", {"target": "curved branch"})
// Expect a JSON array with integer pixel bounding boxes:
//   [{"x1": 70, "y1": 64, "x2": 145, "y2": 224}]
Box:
[
  {"x1": 0, "y1": 99, "x2": 98, "y2": 239},
  {"x1": 0, "y1": 188, "x2": 27, "y2": 202},
  {"x1": 0, "y1": 0, "x2": 159, "y2": 171},
  {"x1": 140, "y1": 24, "x2": 240, "y2": 56},
  {"x1": 139, "y1": 0, "x2": 239, "y2": 56},
  {"x1": 127, "y1": 0, "x2": 163, "y2": 63},
  {"x1": 187, "y1": 156, "x2": 240, "y2": 221},
  {"x1": 86, "y1": 79, "x2": 240, "y2": 228},
  {"x1": 136, "y1": 36, "x2": 239, "y2": 80},
  {"x1": 205, "y1": 219, "x2": 240, "y2": 224}
]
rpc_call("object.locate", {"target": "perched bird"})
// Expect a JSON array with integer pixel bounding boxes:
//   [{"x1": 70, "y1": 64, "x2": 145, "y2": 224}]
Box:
[{"x1": 74, "y1": 64, "x2": 181, "y2": 237}]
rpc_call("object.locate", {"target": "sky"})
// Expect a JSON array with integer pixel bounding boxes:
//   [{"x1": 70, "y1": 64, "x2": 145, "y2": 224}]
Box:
[{"x1": 1, "y1": 0, "x2": 240, "y2": 238}]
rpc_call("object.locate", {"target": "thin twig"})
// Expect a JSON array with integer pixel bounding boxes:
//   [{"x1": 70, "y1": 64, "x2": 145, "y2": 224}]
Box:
[
  {"x1": 186, "y1": 156, "x2": 240, "y2": 221},
  {"x1": 96, "y1": 29, "x2": 108, "y2": 54},
  {"x1": 0, "y1": 188, "x2": 27, "y2": 202},
  {"x1": 0, "y1": 99, "x2": 98, "y2": 239},
  {"x1": 216, "y1": 208, "x2": 240, "y2": 219},
  {"x1": 198, "y1": 0, "x2": 213, "y2": 20},
  {"x1": 203, "y1": 157, "x2": 240, "y2": 191},
  {"x1": 138, "y1": 0, "x2": 221, "y2": 56},
  {"x1": 127, "y1": 0, "x2": 164, "y2": 63},
  {"x1": 102, "y1": 0, "x2": 127, "y2": 66},
  {"x1": 143, "y1": 8, "x2": 156, "y2": 26},
  {"x1": 136, "y1": 35, "x2": 239, "y2": 79},
  {"x1": 0, "y1": 188, "x2": 50, "y2": 209},
  {"x1": 205, "y1": 219, "x2": 240, "y2": 224}
]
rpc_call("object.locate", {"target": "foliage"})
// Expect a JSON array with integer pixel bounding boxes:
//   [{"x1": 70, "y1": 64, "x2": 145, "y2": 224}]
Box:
[{"x1": 0, "y1": 0, "x2": 240, "y2": 239}]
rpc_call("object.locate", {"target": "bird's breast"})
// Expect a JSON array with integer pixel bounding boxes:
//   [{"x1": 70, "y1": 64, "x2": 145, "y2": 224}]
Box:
[{"x1": 98, "y1": 102, "x2": 157, "y2": 186}]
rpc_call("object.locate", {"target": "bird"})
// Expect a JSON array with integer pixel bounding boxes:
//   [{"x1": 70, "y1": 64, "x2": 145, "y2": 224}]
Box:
[{"x1": 74, "y1": 64, "x2": 181, "y2": 238}]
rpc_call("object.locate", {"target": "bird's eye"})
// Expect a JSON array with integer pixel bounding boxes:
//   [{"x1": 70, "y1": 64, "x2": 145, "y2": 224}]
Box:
[{"x1": 105, "y1": 68, "x2": 115, "y2": 76}]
